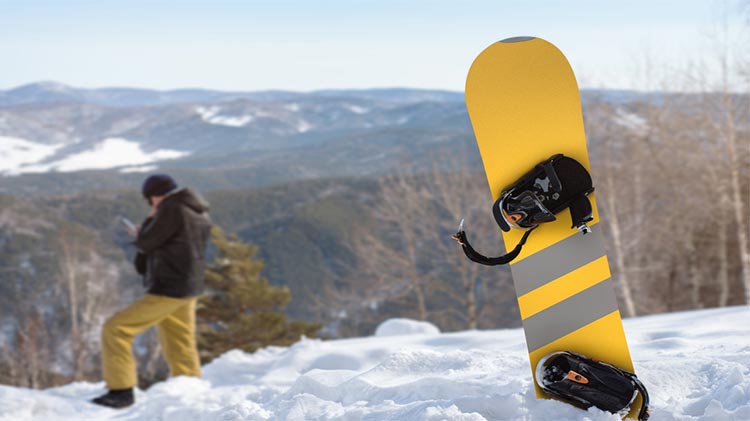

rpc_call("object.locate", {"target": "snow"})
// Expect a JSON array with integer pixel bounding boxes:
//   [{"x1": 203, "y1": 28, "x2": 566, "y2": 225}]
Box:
[
  {"x1": 296, "y1": 120, "x2": 313, "y2": 133},
  {"x1": 196, "y1": 106, "x2": 254, "y2": 127},
  {"x1": 36, "y1": 138, "x2": 188, "y2": 173},
  {"x1": 375, "y1": 318, "x2": 441, "y2": 337},
  {"x1": 1, "y1": 137, "x2": 189, "y2": 175},
  {"x1": 614, "y1": 109, "x2": 648, "y2": 137},
  {"x1": 119, "y1": 164, "x2": 159, "y2": 173},
  {"x1": 0, "y1": 306, "x2": 748, "y2": 420},
  {"x1": 196, "y1": 104, "x2": 315, "y2": 132},
  {"x1": 345, "y1": 104, "x2": 369, "y2": 114},
  {"x1": 0, "y1": 136, "x2": 63, "y2": 175}
]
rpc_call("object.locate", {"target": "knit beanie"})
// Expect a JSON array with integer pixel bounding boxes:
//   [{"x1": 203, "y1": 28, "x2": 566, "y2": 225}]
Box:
[{"x1": 141, "y1": 174, "x2": 178, "y2": 198}]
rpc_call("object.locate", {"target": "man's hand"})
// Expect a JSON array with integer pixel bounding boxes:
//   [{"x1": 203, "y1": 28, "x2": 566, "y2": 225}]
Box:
[{"x1": 126, "y1": 224, "x2": 141, "y2": 238}]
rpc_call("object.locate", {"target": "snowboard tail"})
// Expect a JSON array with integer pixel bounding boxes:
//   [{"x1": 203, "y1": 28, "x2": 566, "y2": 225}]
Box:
[{"x1": 464, "y1": 37, "x2": 641, "y2": 418}]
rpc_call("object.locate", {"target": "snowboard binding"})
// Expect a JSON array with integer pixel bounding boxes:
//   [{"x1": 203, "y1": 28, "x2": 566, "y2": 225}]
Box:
[
  {"x1": 536, "y1": 351, "x2": 650, "y2": 420},
  {"x1": 452, "y1": 154, "x2": 594, "y2": 266}
]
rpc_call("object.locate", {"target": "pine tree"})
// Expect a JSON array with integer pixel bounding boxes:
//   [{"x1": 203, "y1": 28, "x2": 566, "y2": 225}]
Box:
[{"x1": 197, "y1": 226, "x2": 321, "y2": 362}]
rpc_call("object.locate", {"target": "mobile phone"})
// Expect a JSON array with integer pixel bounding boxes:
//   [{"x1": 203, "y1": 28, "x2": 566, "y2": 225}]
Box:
[{"x1": 120, "y1": 217, "x2": 137, "y2": 232}]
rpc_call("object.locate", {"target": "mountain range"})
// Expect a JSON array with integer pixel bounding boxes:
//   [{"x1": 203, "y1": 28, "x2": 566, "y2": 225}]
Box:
[
  {"x1": 0, "y1": 82, "x2": 653, "y2": 195},
  {"x1": 0, "y1": 82, "x2": 481, "y2": 196}
]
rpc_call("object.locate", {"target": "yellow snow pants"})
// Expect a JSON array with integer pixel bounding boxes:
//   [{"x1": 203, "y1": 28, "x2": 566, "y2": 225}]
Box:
[{"x1": 101, "y1": 294, "x2": 201, "y2": 390}]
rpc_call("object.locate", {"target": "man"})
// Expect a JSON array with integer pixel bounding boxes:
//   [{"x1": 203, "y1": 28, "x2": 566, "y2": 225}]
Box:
[{"x1": 92, "y1": 174, "x2": 212, "y2": 408}]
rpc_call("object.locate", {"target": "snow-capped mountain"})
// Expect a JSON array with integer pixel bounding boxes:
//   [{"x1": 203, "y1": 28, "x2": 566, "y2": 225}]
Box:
[
  {"x1": 0, "y1": 306, "x2": 747, "y2": 420},
  {"x1": 0, "y1": 83, "x2": 471, "y2": 180}
]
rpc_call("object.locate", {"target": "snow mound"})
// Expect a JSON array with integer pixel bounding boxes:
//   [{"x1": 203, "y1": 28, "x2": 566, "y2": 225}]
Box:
[
  {"x1": 375, "y1": 318, "x2": 441, "y2": 337},
  {"x1": 0, "y1": 306, "x2": 748, "y2": 420}
]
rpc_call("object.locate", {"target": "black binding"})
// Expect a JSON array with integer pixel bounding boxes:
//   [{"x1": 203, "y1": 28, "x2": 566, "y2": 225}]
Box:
[
  {"x1": 451, "y1": 226, "x2": 537, "y2": 266},
  {"x1": 452, "y1": 154, "x2": 595, "y2": 265},
  {"x1": 537, "y1": 351, "x2": 651, "y2": 420}
]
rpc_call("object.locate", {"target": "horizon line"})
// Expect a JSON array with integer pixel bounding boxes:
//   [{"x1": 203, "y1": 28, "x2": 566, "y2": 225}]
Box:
[{"x1": 0, "y1": 80, "x2": 663, "y2": 95}]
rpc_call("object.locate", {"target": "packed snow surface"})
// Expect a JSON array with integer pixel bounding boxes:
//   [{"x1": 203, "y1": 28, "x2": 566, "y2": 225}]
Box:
[{"x1": 0, "y1": 306, "x2": 748, "y2": 420}]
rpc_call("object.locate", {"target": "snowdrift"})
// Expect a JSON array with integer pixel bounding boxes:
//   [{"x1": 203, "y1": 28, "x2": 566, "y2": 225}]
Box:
[{"x1": 0, "y1": 306, "x2": 748, "y2": 420}]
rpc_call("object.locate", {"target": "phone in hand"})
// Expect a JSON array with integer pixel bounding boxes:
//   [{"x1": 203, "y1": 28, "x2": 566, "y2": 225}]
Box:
[{"x1": 120, "y1": 217, "x2": 137, "y2": 234}]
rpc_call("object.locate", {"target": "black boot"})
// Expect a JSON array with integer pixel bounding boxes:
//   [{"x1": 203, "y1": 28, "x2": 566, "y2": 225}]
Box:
[{"x1": 91, "y1": 388, "x2": 134, "y2": 408}]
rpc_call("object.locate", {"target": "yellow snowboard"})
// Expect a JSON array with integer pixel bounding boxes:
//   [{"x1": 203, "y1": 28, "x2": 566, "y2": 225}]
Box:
[{"x1": 465, "y1": 37, "x2": 640, "y2": 417}]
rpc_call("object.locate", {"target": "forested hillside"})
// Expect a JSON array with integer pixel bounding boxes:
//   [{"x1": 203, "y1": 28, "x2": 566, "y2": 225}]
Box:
[{"x1": 1, "y1": 86, "x2": 747, "y2": 389}]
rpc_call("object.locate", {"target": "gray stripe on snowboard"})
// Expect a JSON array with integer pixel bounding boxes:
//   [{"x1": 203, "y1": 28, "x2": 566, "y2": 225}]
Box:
[
  {"x1": 500, "y1": 36, "x2": 535, "y2": 43},
  {"x1": 511, "y1": 224, "x2": 606, "y2": 296},
  {"x1": 522, "y1": 278, "x2": 619, "y2": 352}
]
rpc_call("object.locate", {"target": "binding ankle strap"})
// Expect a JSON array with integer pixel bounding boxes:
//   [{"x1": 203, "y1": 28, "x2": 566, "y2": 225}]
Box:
[{"x1": 452, "y1": 226, "x2": 537, "y2": 266}]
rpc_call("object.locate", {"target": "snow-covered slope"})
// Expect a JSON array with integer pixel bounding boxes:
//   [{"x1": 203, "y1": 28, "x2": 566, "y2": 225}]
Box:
[
  {"x1": 0, "y1": 136, "x2": 64, "y2": 174},
  {"x1": 0, "y1": 306, "x2": 747, "y2": 421},
  {"x1": 0, "y1": 137, "x2": 189, "y2": 175}
]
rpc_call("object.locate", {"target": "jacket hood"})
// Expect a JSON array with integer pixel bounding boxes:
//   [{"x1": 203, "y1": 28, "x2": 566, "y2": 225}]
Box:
[{"x1": 163, "y1": 188, "x2": 210, "y2": 213}]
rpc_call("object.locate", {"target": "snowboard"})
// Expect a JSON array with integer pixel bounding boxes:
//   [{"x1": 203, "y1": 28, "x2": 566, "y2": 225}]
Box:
[{"x1": 464, "y1": 37, "x2": 640, "y2": 417}]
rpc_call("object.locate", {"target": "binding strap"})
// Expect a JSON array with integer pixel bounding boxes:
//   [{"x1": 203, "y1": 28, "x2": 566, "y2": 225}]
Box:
[
  {"x1": 452, "y1": 226, "x2": 537, "y2": 266},
  {"x1": 631, "y1": 374, "x2": 651, "y2": 421}
]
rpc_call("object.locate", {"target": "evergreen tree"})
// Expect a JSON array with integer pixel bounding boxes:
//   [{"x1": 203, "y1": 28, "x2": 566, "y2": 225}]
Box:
[{"x1": 197, "y1": 226, "x2": 321, "y2": 362}]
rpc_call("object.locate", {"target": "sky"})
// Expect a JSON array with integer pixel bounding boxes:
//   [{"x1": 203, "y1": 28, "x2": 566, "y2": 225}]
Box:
[{"x1": 0, "y1": 0, "x2": 747, "y2": 92}]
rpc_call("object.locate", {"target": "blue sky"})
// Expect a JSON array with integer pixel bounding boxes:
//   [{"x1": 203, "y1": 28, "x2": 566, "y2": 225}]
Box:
[{"x1": 0, "y1": 0, "x2": 746, "y2": 92}]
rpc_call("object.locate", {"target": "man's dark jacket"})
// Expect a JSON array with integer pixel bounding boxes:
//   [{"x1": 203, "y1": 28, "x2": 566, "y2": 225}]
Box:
[{"x1": 134, "y1": 188, "x2": 212, "y2": 298}]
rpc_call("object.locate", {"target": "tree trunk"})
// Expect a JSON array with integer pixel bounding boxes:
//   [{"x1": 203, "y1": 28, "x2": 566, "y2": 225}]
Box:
[
  {"x1": 725, "y1": 125, "x2": 750, "y2": 304},
  {"x1": 463, "y1": 268, "x2": 478, "y2": 330},
  {"x1": 604, "y1": 169, "x2": 637, "y2": 317},
  {"x1": 717, "y1": 191, "x2": 731, "y2": 307}
]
